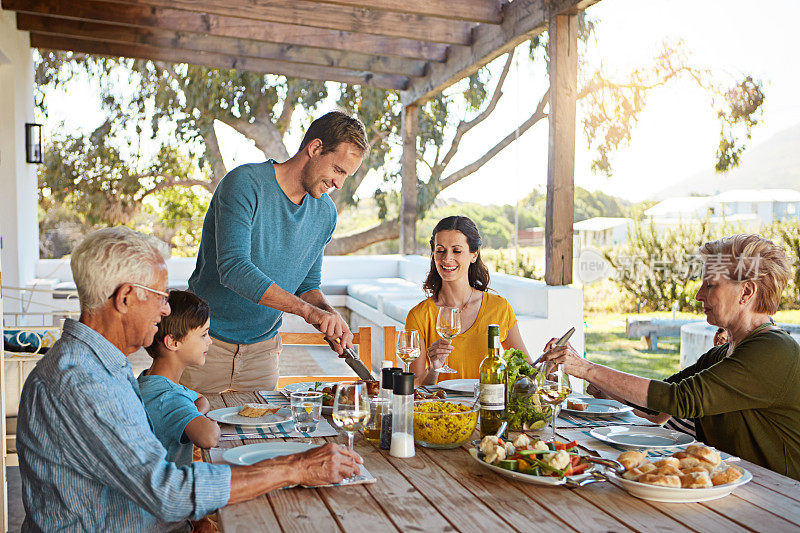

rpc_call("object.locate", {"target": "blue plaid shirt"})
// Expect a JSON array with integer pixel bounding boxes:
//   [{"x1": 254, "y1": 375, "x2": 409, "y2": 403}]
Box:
[{"x1": 17, "y1": 319, "x2": 231, "y2": 532}]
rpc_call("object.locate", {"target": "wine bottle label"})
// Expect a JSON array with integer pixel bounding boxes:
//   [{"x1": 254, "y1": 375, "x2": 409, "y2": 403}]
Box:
[
  {"x1": 491, "y1": 336, "x2": 500, "y2": 349},
  {"x1": 479, "y1": 384, "x2": 505, "y2": 410}
]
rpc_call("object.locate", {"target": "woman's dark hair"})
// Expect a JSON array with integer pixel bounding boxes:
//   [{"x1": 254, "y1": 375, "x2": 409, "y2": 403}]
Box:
[{"x1": 423, "y1": 216, "x2": 490, "y2": 300}]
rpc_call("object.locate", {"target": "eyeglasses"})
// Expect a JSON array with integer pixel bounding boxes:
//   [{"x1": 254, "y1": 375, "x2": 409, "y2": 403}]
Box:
[{"x1": 110, "y1": 283, "x2": 170, "y2": 305}]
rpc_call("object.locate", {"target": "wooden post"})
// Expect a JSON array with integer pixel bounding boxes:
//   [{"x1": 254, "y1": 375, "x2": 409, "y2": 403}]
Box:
[
  {"x1": 545, "y1": 14, "x2": 578, "y2": 286},
  {"x1": 400, "y1": 104, "x2": 418, "y2": 255}
]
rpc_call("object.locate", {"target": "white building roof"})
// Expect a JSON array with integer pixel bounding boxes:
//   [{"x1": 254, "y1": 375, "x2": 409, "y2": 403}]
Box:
[
  {"x1": 644, "y1": 196, "x2": 713, "y2": 217},
  {"x1": 573, "y1": 217, "x2": 632, "y2": 231},
  {"x1": 713, "y1": 189, "x2": 800, "y2": 203}
]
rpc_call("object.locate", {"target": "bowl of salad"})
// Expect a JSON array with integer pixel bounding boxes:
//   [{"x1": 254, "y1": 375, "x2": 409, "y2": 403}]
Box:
[
  {"x1": 413, "y1": 399, "x2": 478, "y2": 449},
  {"x1": 470, "y1": 435, "x2": 594, "y2": 486}
]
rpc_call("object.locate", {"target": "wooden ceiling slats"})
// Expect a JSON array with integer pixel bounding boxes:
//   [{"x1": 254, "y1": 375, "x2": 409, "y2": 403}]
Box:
[
  {"x1": 101, "y1": 0, "x2": 477, "y2": 45},
  {"x1": 301, "y1": 0, "x2": 503, "y2": 24},
  {"x1": 16, "y1": 14, "x2": 427, "y2": 77},
  {"x1": 5, "y1": 0, "x2": 449, "y2": 62},
  {"x1": 29, "y1": 33, "x2": 411, "y2": 90}
]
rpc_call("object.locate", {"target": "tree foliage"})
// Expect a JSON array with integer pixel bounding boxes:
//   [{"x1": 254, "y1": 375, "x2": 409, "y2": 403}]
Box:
[{"x1": 35, "y1": 13, "x2": 766, "y2": 256}]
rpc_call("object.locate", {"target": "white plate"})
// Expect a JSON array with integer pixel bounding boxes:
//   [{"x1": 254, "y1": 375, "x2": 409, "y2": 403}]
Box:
[
  {"x1": 437, "y1": 378, "x2": 477, "y2": 394},
  {"x1": 281, "y1": 381, "x2": 337, "y2": 414},
  {"x1": 207, "y1": 405, "x2": 292, "y2": 427},
  {"x1": 561, "y1": 398, "x2": 634, "y2": 416},
  {"x1": 469, "y1": 449, "x2": 594, "y2": 486},
  {"x1": 609, "y1": 465, "x2": 752, "y2": 503},
  {"x1": 223, "y1": 442, "x2": 317, "y2": 465},
  {"x1": 589, "y1": 426, "x2": 695, "y2": 449}
]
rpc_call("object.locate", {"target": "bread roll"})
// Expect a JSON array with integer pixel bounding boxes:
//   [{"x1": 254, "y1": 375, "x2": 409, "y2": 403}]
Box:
[
  {"x1": 638, "y1": 462, "x2": 657, "y2": 474},
  {"x1": 677, "y1": 457, "x2": 701, "y2": 470},
  {"x1": 681, "y1": 466, "x2": 708, "y2": 475},
  {"x1": 638, "y1": 473, "x2": 681, "y2": 488},
  {"x1": 653, "y1": 457, "x2": 680, "y2": 469},
  {"x1": 680, "y1": 471, "x2": 713, "y2": 489},
  {"x1": 622, "y1": 468, "x2": 644, "y2": 481},
  {"x1": 654, "y1": 465, "x2": 682, "y2": 477},
  {"x1": 711, "y1": 465, "x2": 743, "y2": 486},
  {"x1": 672, "y1": 451, "x2": 692, "y2": 460},
  {"x1": 567, "y1": 399, "x2": 588, "y2": 411},
  {"x1": 618, "y1": 451, "x2": 646, "y2": 470},
  {"x1": 687, "y1": 445, "x2": 722, "y2": 466}
]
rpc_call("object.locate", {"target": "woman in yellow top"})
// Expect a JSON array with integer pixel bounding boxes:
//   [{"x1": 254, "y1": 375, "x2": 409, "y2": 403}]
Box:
[{"x1": 407, "y1": 216, "x2": 531, "y2": 384}]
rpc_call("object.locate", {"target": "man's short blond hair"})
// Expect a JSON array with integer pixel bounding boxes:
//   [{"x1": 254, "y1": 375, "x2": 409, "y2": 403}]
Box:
[
  {"x1": 700, "y1": 234, "x2": 792, "y2": 314},
  {"x1": 71, "y1": 227, "x2": 170, "y2": 311}
]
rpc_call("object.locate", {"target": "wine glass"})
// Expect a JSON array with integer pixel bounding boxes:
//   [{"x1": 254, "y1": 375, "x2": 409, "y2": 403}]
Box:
[
  {"x1": 535, "y1": 361, "x2": 571, "y2": 442},
  {"x1": 435, "y1": 307, "x2": 460, "y2": 374},
  {"x1": 395, "y1": 329, "x2": 421, "y2": 373},
  {"x1": 331, "y1": 381, "x2": 371, "y2": 451}
]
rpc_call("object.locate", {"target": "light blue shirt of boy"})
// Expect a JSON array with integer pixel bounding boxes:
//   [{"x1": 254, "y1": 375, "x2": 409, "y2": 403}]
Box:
[
  {"x1": 138, "y1": 373, "x2": 203, "y2": 467},
  {"x1": 188, "y1": 160, "x2": 337, "y2": 345}
]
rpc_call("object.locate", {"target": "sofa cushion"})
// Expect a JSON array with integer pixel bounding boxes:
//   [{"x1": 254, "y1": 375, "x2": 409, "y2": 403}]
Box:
[{"x1": 347, "y1": 278, "x2": 424, "y2": 309}]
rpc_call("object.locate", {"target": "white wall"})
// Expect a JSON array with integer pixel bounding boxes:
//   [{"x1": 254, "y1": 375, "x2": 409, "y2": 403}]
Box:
[{"x1": 0, "y1": 10, "x2": 37, "y2": 313}]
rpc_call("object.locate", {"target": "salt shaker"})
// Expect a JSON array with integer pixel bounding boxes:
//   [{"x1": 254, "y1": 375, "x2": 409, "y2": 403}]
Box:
[{"x1": 390, "y1": 371, "x2": 415, "y2": 458}]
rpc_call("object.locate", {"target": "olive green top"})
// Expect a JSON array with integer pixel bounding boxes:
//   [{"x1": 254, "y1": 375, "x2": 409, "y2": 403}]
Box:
[{"x1": 648, "y1": 329, "x2": 800, "y2": 480}]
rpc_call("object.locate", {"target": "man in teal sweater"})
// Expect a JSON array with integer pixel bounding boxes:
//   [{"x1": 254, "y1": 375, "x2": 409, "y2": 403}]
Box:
[{"x1": 183, "y1": 111, "x2": 368, "y2": 393}]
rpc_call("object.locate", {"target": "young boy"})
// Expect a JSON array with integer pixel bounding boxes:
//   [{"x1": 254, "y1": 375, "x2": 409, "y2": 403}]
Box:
[{"x1": 140, "y1": 290, "x2": 220, "y2": 467}]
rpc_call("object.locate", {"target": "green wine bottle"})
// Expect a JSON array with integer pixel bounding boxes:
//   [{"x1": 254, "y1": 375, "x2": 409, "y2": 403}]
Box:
[{"x1": 479, "y1": 324, "x2": 507, "y2": 438}]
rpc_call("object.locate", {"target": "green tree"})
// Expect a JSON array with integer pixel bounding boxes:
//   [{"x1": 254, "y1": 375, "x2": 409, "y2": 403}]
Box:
[{"x1": 36, "y1": 15, "x2": 765, "y2": 255}]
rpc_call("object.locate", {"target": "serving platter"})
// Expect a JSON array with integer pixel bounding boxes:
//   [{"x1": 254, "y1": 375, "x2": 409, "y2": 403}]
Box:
[
  {"x1": 281, "y1": 381, "x2": 337, "y2": 414},
  {"x1": 207, "y1": 405, "x2": 292, "y2": 427},
  {"x1": 608, "y1": 465, "x2": 752, "y2": 503},
  {"x1": 589, "y1": 425, "x2": 694, "y2": 449},
  {"x1": 468, "y1": 449, "x2": 600, "y2": 487},
  {"x1": 561, "y1": 397, "x2": 634, "y2": 416}
]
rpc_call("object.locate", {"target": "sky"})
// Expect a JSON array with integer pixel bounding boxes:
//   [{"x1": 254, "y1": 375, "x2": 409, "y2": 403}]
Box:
[{"x1": 41, "y1": 0, "x2": 800, "y2": 205}]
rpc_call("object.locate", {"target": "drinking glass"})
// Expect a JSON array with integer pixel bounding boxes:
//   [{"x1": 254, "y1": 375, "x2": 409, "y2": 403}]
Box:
[
  {"x1": 435, "y1": 307, "x2": 460, "y2": 374},
  {"x1": 535, "y1": 361, "x2": 571, "y2": 442},
  {"x1": 290, "y1": 391, "x2": 323, "y2": 433},
  {"x1": 331, "y1": 381, "x2": 371, "y2": 451},
  {"x1": 363, "y1": 397, "x2": 390, "y2": 443},
  {"x1": 395, "y1": 329, "x2": 421, "y2": 373}
]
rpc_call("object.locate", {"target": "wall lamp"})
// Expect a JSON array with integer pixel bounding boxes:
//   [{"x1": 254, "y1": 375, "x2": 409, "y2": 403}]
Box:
[{"x1": 25, "y1": 123, "x2": 43, "y2": 164}]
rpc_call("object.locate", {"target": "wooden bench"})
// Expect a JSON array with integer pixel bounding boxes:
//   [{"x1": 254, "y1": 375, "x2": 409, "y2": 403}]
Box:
[{"x1": 625, "y1": 318, "x2": 698, "y2": 350}]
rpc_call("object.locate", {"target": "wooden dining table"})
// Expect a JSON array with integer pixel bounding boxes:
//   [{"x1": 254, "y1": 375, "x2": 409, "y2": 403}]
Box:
[{"x1": 203, "y1": 391, "x2": 800, "y2": 532}]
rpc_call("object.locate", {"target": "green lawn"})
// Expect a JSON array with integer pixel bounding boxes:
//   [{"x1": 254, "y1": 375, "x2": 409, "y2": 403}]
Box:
[{"x1": 584, "y1": 310, "x2": 800, "y2": 380}]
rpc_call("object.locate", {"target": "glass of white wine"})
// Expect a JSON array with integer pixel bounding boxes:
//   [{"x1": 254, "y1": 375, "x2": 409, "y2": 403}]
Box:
[
  {"x1": 535, "y1": 361, "x2": 571, "y2": 442},
  {"x1": 435, "y1": 307, "x2": 460, "y2": 374},
  {"x1": 396, "y1": 329, "x2": 420, "y2": 373},
  {"x1": 332, "y1": 381, "x2": 371, "y2": 452}
]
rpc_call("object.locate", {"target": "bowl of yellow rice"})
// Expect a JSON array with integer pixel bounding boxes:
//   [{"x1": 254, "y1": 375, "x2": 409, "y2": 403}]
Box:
[{"x1": 413, "y1": 399, "x2": 478, "y2": 449}]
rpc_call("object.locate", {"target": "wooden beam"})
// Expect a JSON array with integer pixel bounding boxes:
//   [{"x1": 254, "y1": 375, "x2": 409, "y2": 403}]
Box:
[
  {"x1": 401, "y1": 0, "x2": 599, "y2": 106},
  {"x1": 17, "y1": 14, "x2": 427, "y2": 77},
  {"x1": 302, "y1": 0, "x2": 502, "y2": 24},
  {"x1": 101, "y1": 0, "x2": 475, "y2": 45},
  {"x1": 3, "y1": 0, "x2": 448, "y2": 62},
  {"x1": 544, "y1": 14, "x2": 578, "y2": 286},
  {"x1": 29, "y1": 33, "x2": 410, "y2": 90},
  {"x1": 400, "y1": 105, "x2": 419, "y2": 254}
]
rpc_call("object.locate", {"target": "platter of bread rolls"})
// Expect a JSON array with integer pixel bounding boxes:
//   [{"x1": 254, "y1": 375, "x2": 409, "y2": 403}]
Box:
[{"x1": 608, "y1": 445, "x2": 751, "y2": 502}]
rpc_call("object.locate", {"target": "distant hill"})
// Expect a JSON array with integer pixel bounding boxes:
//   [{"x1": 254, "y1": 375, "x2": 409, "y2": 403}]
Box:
[{"x1": 654, "y1": 123, "x2": 800, "y2": 199}]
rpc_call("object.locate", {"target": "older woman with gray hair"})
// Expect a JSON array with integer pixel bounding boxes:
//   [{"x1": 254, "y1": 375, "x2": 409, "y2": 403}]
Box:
[
  {"x1": 17, "y1": 226, "x2": 362, "y2": 532},
  {"x1": 542, "y1": 234, "x2": 800, "y2": 480}
]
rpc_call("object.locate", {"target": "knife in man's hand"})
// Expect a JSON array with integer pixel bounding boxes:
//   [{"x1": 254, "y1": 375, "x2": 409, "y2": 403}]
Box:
[{"x1": 334, "y1": 337, "x2": 374, "y2": 381}]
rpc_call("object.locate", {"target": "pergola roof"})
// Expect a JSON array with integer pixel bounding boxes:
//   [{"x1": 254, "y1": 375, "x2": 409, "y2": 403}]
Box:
[{"x1": 5, "y1": 0, "x2": 597, "y2": 105}]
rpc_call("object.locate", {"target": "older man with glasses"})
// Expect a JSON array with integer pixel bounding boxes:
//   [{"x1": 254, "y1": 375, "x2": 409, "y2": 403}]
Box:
[{"x1": 16, "y1": 226, "x2": 362, "y2": 532}]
